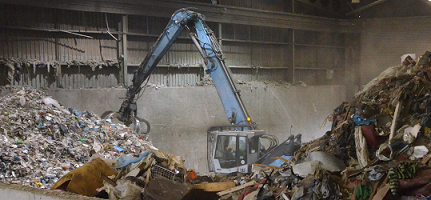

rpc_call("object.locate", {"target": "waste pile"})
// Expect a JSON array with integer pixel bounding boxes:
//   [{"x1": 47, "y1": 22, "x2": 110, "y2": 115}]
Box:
[
  {"x1": 4, "y1": 52, "x2": 431, "y2": 200},
  {"x1": 212, "y1": 51, "x2": 431, "y2": 200},
  {"x1": 0, "y1": 86, "x2": 155, "y2": 189},
  {"x1": 51, "y1": 148, "x2": 189, "y2": 199}
]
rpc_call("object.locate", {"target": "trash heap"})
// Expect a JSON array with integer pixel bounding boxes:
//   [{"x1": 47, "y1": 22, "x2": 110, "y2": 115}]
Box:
[
  {"x1": 0, "y1": 86, "x2": 155, "y2": 189},
  {"x1": 50, "y1": 148, "x2": 188, "y2": 199},
  {"x1": 5, "y1": 52, "x2": 431, "y2": 200},
  {"x1": 212, "y1": 51, "x2": 431, "y2": 200}
]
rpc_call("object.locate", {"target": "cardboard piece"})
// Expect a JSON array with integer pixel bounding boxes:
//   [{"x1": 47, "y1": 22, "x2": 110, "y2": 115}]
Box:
[
  {"x1": 51, "y1": 158, "x2": 117, "y2": 197},
  {"x1": 372, "y1": 184, "x2": 390, "y2": 200}
]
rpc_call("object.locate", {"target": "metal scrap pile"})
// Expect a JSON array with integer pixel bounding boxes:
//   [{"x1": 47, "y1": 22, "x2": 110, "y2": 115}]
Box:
[{"x1": 0, "y1": 86, "x2": 154, "y2": 189}]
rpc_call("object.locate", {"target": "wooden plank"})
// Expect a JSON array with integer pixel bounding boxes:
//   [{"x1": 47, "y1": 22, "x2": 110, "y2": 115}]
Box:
[
  {"x1": 193, "y1": 182, "x2": 236, "y2": 192},
  {"x1": 252, "y1": 163, "x2": 283, "y2": 169},
  {"x1": 217, "y1": 180, "x2": 257, "y2": 196}
]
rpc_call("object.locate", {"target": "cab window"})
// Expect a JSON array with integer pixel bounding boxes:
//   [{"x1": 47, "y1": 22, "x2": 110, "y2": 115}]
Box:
[{"x1": 215, "y1": 135, "x2": 237, "y2": 159}]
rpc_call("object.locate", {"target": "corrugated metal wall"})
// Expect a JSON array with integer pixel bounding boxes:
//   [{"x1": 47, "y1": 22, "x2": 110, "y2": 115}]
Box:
[
  {"x1": 221, "y1": 23, "x2": 291, "y2": 68},
  {"x1": 0, "y1": 4, "x2": 121, "y2": 88},
  {"x1": 0, "y1": 5, "x2": 118, "y2": 61},
  {"x1": 360, "y1": 17, "x2": 431, "y2": 85},
  {"x1": 293, "y1": 30, "x2": 346, "y2": 85},
  {"x1": 0, "y1": 3, "x2": 349, "y2": 88}
]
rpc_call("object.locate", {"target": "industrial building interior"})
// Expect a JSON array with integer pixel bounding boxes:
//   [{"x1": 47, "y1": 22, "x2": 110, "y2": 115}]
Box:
[{"x1": 1, "y1": 0, "x2": 431, "y2": 199}]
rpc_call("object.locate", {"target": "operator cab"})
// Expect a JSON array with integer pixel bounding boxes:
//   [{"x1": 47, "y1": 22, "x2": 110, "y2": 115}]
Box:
[{"x1": 207, "y1": 125, "x2": 266, "y2": 173}]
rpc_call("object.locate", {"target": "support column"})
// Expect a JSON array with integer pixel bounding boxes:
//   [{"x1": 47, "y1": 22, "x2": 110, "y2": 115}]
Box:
[
  {"x1": 287, "y1": 0, "x2": 295, "y2": 83},
  {"x1": 218, "y1": 23, "x2": 222, "y2": 46},
  {"x1": 117, "y1": 15, "x2": 128, "y2": 86},
  {"x1": 55, "y1": 9, "x2": 61, "y2": 88},
  {"x1": 287, "y1": 29, "x2": 295, "y2": 83},
  {"x1": 122, "y1": 15, "x2": 128, "y2": 85}
]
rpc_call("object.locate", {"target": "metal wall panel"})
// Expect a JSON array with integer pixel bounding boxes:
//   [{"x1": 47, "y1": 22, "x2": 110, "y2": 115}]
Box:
[
  {"x1": 0, "y1": 30, "x2": 54, "y2": 60},
  {"x1": 221, "y1": 0, "x2": 252, "y2": 8},
  {"x1": 0, "y1": 4, "x2": 118, "y2": 32},
  {"x1": 128, "y1": 38, "x2": 203, "y2": 67},
  {"x1": 0, "y1": 30, "x2": 117, "y2": 63},
  {"x1": 250, "y1": 44, "x2": 287, "y2": 68},
  {"x1": 295, "y1": 30, "x2": 316, "y2": 44},
  {"x1": 0, "y1": 5, "x2": 121, "y2": 89},
  {"x1": 256, "y1": 68, "x2": 286, "y2": 81},
  {"x1": 231, "y1": 68, "x2": 254, "y2": 82},
  {"x1": 0, "y1": 4, "x2": 118, "y2": 63},
  {"x1": 128, "y1": 37, "x2": 152, "y2": 65},
  {"x1": 223, "y1": 24, "x2": 290, "y2": 43},
  {"x1": 316, "y1": 47, "x2": 344, "y2": 68},
  {"x1": 165, "y1": 41, "x2": 203, "y2": 66},
  {"x1": 222, "y1": 43, "x2": 251, "y2": 67},
  {"x1": 0, "y1": 3, "x2": 349, "y2": 88}
]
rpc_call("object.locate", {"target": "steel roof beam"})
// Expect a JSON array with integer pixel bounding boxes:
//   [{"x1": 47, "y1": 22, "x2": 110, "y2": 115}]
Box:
[{"x1": 0, "y1": 0, "x2": 354, "y2": 32}]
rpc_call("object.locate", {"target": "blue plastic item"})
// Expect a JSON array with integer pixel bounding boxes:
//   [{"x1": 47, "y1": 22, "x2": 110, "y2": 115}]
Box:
[
  {"x1": 269, "y1": 155, "x2": 292, "y2": 167},
  {"x1": 37, "y1": 121, "x2": 43, "y2": 129},
  {"x1": 114, "y1": 146, "x2": 124, "y2": 152},
  {"x1": 353, "y1": 114, "x2": 374, "y2": 126},
  {"x1": 74, "y1": 110, "x2": 82, "y2": 116},
  {"x1": 115, "y1": 151, "x2": 153, "y2": 169}
]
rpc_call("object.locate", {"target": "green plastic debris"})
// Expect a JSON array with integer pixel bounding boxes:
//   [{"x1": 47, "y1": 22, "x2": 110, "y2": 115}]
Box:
[{"x1": 356, "y1": 184, "x2": 372, "y2": 200}]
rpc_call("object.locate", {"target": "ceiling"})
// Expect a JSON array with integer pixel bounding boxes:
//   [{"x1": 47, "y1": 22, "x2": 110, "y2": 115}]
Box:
[{"x1": 298, "y1": 0, "x2": 431, "y2": 18}]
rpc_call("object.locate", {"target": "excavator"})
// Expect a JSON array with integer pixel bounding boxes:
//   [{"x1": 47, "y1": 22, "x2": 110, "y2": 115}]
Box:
[{"x1": 102, "y1": 8, "x2": 298, "y2": 173}]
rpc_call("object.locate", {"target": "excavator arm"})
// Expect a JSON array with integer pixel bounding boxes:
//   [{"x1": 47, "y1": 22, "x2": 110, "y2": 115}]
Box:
[
  {"x1": 109, "y1": 8, "x2": 254, "y2": 130},
  {"x1": 103, "y1": 8, "x2": 280, "y2": 173},
  {"x1": 189, "y1": 13, "x2": 252, "y2": 126}
]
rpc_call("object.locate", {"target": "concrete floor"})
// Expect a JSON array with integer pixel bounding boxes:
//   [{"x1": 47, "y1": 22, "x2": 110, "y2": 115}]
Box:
[{"x1": 45, "y1": 83, "x2": 347, "y2": 173}]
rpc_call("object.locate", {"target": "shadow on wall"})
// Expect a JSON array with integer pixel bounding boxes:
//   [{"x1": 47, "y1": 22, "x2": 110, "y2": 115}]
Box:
[{"x1": 0, "y1": 65, "x2": 7, "y2": 86}]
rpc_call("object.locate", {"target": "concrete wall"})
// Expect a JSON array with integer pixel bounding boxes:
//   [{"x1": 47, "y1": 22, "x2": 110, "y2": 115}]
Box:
[
  {"x1": 0, "y1": 183, "x2": 97, "y2": 200},
  {"x1": 360, "y1": 17, "x2": 431, "y2": 85},
  {"x1": 45, "y1": 84, "x2": 346, "y2": 173}
]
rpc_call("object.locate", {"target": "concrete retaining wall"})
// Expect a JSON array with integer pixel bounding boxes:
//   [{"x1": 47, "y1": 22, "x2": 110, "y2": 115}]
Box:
[
  {"x1": 43, "y1": 84, "x2": 346, "y2": 173},
  {"x1": 0, "y1": 182, "x2": 97, "y2": 200}
]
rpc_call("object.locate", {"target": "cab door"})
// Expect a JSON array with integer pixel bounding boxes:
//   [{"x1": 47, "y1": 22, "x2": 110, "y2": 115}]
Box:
[
  {"x1": 237, "y1": 136, "x2": 247, "y2": 168},
  {"x1": 212, "y1": 135, "x2": 248, "y2": 173}
]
